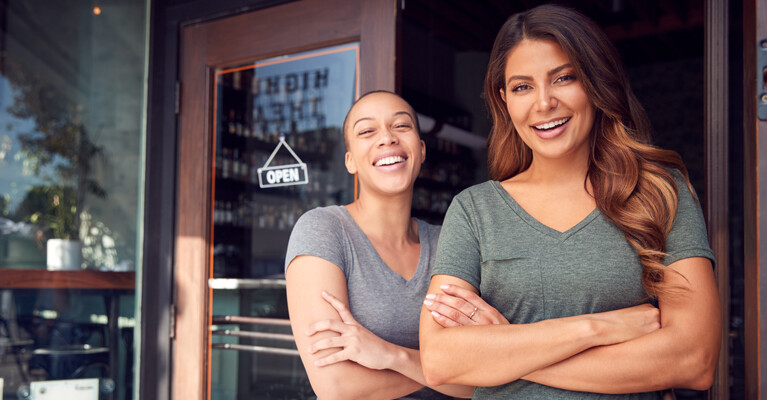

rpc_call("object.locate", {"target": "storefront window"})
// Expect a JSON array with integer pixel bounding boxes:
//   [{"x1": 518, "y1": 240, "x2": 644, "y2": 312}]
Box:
[{"x1": 0, "y1": 0, "x2": 147, "y2": 399}]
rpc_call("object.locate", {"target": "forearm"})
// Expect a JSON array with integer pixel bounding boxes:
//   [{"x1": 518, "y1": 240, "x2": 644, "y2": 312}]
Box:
[
  {"x1": 303, "y1": 344, "x2": 471, "y2": 399},
  {"x1": 393, "y1": 346, "x2": 475, "y2": 398},
  {"x1": 304, "y1": 358, "x2": 424, "y2": 400},
  {"x1": 523, "y1": 325, "x2": 717, "y2": 393},
  {"x1": 524, "y1": 258, "x2": 721, "y2": 394},
  {"x1": 420, "y1": 316, "x2": 606, "y2": 387}
]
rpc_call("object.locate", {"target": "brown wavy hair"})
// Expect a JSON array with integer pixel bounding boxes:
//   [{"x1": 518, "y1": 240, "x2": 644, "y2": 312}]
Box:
[{"x1": 484, "y1": 4, "x2": 693, "y2": 297}]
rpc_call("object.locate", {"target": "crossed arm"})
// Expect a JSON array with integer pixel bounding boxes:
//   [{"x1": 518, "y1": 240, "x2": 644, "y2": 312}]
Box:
[
  {"x1": 285, "y1": 255, "x2": 474, "y2": 399},
  {"x1": 419, "y1": 256, "x2": 720, "y2": 393}
]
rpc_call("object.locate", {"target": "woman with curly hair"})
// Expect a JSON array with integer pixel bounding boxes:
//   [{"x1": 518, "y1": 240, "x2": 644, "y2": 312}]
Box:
[{"x1": 419, "y1": 4, "x2": 720, "y2": 398}]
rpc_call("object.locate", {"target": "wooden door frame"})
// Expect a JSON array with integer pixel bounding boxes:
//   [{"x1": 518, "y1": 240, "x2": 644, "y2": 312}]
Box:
[
  {"x1": 743, "y1": 0, "x2": 767, "y2": 398},
  {"x1": 705, "y1": 0, "x2": 730, "y2": 398},
  {"x1": 173, "y1": 0, "x2": 398, "y2": 398}
]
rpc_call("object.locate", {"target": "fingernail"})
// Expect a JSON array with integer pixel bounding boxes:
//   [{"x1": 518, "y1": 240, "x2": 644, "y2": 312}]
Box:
[
  {"x1": 440, "y1": 284, "x2": 449, "y2": 290},
  {"x1": 423, "y1": 299, "x2": 433, "y2": 306},
  {"x1": 425, "y1": 293, "x2": 435, "y2": 300},
  {"x1": 431, "y1": 311, "x2": 441, "y2": 318}
]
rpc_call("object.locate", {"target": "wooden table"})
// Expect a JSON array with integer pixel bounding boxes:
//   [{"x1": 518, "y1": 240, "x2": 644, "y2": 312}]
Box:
[
  {"x1": 0, "y1": 270, "x2": 134, "y2": 290},
  {"x1": 0, "y1": 269, "x2": 135, "y2": 397}
]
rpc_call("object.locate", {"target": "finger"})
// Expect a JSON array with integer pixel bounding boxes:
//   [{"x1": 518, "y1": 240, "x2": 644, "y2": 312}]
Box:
[
  {"x1": 306, "y1": 319, "x2": 348, "y2": 336},
  {"x1": 429, "y1": 310, "x2": 463, "y2": 328},
  {"x1": 426, "y1": 292, "x2": 477, "y2": 318},
  {"x1": 440, "y1": 284, "x2": 484, "y2": 306},
  {"x1": 314, "y1": 349, "x2": 351, "y2": 367},
  {"x1": 308, "y1": 336, "x2": 346, "y2": 353},
  {"x1": 321, "y1": 291, "x2": 356, "y2": 323},
  {"x1": 424, "y1": 298, "x2": 471, "y2": 324}
]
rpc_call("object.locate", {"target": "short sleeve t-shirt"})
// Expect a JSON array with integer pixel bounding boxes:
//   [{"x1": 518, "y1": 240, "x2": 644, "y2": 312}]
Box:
[
  {"x1": 285, "y1": 205, "x2": 448, "y2": 400},
  {"x1": 433, "y1": 176, "x2": 714, "y2": 400}
]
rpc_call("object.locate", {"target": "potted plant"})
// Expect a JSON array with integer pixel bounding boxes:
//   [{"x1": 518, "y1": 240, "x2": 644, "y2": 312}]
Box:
[
  {"x1": 16, "y1": 185, "x2": 80, "y2": 270},
  {"x1": 5, "y1": 60, "x2": 107, "y2": 270}
]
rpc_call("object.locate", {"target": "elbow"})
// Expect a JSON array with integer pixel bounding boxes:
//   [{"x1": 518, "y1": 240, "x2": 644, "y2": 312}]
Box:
[
  {"x1": 312, "y1": 380, "x2": 356, "y2": 400},
  {"x1": 420, "y1": 342, "x2": 448, "y2": 386},
  {"x1": 422, "y1": 368, "x2": 445, "y2": 387},
  {"x1": 310, "y1": 374, "x2": 359, "y2": 400},
  {"x1": 679, "y1": 345, "x2": 719, "y2": 391}
]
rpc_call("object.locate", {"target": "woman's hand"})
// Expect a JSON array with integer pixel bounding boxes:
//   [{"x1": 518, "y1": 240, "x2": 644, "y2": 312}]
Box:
[
  {"x1": 306, "y1": 291, "x2": 398, "y2": 370},
  {"x1": 423, "y1": 284, "x2": 509, "y2": 327},
  {"x1": 590, "y1": 303, "x2": 661, "y2": 345}
]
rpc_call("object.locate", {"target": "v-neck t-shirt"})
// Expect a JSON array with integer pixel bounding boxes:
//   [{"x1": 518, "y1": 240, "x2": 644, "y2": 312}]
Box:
[
  {"x1": 285, "y1": 205, "x2": 448, "y2": 400},
  {"x1": 432, "y1": 178, "x2": 714, "y2": 399}
]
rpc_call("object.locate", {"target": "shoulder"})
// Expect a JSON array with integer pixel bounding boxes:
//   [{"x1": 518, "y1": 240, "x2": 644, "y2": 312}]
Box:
[
  {"x1": 417, "y1": 218, "x2": 442, "y2": 239},
  {"x1": 454, "y1": 180, "x2": 498, "y2": 200},
  {"x1": 289, "y1": 206, "x2": 350, "y2": 246},
  {"x1": 448, "y1": 180, "x2": 506, "y2": 216},
  {"x1": 294, "y1": 205, "x2": 347, "y2": 231},
  {"x1": 664, "y1": 168, "x2": 699, "y2": 207},
  {"x1": 286, "y1": 206, "x2": 351, "y2": 272}
]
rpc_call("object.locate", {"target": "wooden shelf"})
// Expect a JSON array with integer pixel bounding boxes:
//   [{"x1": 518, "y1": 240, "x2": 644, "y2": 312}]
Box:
[{"x1": 0, "y1": 269, "x2": 135, "y2": 290}]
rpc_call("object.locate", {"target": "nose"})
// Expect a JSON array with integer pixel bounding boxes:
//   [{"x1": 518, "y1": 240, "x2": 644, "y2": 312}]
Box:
[
  {"x1": 536, "y1": 85, "x2": 557, "y2": 111},
  {"x1": 377, "y1": 127, "x2": 398, "y2": 147}
]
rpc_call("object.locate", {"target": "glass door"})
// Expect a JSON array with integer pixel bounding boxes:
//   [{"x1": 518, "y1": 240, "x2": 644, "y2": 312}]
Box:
[
  {"x1": 174, "y1": 1, "x2": 397, "y2": 399},
  {"x1": 209, "y1": 44, "x2": 358, "y2": 399}
]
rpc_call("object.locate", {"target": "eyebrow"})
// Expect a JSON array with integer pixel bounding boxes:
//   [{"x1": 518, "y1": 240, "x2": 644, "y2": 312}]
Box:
[
  {"x1": 352, "y1": 111, "x2": 415, "y2": 130},
  {"x1": 506, "y1": 63, "x2": 573, "y2": 87}
]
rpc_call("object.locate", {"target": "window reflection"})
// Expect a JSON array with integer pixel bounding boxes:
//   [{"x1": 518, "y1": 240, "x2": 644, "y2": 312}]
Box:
[{"x1": 0, "y1": 1, "x2": 146, "y2": 399}]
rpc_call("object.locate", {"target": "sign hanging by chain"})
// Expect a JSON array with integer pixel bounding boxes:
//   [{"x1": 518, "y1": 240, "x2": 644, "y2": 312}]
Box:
[{"x1": 257, "y1": 136, "x2": 309, "y2": 188}]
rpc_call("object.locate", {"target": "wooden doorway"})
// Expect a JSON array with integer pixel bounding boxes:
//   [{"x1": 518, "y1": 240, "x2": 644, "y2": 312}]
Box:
[{"x1": 173, "y1": 1, "x2": 397, "y2": 398}]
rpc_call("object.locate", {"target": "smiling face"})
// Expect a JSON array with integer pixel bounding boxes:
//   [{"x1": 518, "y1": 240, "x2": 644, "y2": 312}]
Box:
[
  {"x1": 344, "y1": 92, "x2": 425, "y2": 196},
  {"x1": 500, "y1": 39, "x2": 595, "y2": 165}
]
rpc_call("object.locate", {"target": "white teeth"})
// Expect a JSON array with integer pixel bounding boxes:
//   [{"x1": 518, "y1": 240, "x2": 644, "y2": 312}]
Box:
[
  {"x1": 534, "y1": 118, "x2": 569, "y2": 130},
  {"x1": 374, "y1": 156, "x2": 406, "y2": 166}
]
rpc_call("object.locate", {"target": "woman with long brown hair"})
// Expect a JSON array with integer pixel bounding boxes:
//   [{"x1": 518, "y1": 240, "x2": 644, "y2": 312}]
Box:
[{"x1": 419, "y1": 4, "x2": 720, "y2": 398}]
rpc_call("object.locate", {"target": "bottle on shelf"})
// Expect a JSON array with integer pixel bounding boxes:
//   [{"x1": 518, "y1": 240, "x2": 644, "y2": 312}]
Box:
[
  {"x1": 228, "y1": 110, "x2": 236, "y2": 135},
  {"x1": 222, "y1": 148, "x2": 231, "y2": 179}
]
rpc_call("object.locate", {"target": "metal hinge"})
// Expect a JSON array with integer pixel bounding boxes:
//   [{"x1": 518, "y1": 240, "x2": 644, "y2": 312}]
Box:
[
  {"x1": 169, "y1": 304, "x2": 177, "y2": 339},
  {"x1": 175, "y1": 81, "x2": 181, "y2": 115}
]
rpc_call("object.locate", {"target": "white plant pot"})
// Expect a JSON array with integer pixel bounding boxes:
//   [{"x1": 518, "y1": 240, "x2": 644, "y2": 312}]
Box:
[{"x1": 46, "y1": 239, "x2": 82, "y2": 271}]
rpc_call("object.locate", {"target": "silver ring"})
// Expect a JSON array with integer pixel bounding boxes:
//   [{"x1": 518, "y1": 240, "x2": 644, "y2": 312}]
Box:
[{"x1": 469, "y1": 306, "x2": 478, "y2": 319}]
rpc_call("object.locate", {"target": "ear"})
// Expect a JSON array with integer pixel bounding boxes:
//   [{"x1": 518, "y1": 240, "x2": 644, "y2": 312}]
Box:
[
  {"x1": 499, "y1": 88, "x2": 507, "y2": 103},
  {"x1": 420, "y1": 139, "x2": 426, "y2": 163},
  {"x1": 344, "y1": 151, "x2": 357, "y2": 174}
]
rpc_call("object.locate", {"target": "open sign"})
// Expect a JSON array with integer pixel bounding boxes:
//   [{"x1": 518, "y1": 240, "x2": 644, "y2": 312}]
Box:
[
  {"x1": 258, "y1": 164, "x2": 308, "y2": 187},
  {"x1": 257, "y1": 137, "x2": 309, "y2": 188}
]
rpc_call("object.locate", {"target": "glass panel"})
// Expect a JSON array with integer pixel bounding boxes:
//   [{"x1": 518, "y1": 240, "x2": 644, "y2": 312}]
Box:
[
  {"x1": 0, "y1": 1, "x2": 147, "y2": 399},
  {"x1": 210, "y1": 43, "x2": 358, "y2": 399}
]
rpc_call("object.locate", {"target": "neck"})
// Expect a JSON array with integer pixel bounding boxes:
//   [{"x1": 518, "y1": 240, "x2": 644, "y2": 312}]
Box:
[
  {"x1": 346, "y1": 189, "x2": 417, "y2": 245},
  {"x1": 523, "y1": 149, "x2": 590, "y2": 186}
]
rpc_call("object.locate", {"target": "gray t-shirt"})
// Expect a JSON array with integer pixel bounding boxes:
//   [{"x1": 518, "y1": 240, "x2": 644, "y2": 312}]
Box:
[
  {"x1": 285, "y1": 205, "x2": 448, "y2": 400},
  {"x1": 434, "y1": 178, "x2": 715, "y2": 399}
]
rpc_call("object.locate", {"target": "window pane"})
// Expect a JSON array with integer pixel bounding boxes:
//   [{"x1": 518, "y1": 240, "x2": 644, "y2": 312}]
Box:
[
  {"x1": 0, "y1": 1, "x2": 146, "y2": 399},
  {"x1": 210, "y1": 43, "x2": 358, "y2": 399}
]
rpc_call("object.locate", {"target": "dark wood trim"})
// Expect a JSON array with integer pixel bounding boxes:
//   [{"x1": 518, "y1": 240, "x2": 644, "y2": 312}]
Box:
[
  {"x1": 200, "y1": 1, "x2": 361, "y2": 67},
  {"x1": 173, "y1": 1, "x2": 397, "y2": 398},
  {"x1": 140, "y1": 2, "x2": 176, "y2": 399},
  {"x1": 360, "y1": 0, "x2": 398, "y2": 93},
  {"x1": 704, "y1": 1, "x2": 729, "y2": 398},
  {"x1": 0, "y1": 270, "x2": 134, "y2": 290},
  {"x1": 743, "y1": 0, "x2": 767, "y2": 398},
  {"x1": 175, "y1": 22, "x2": 211, "y2": 400}
]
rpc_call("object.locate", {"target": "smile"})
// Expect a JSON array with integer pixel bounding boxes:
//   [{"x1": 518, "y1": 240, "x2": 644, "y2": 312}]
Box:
[
  {"x1": 533, "y1": 117, "x2": 570, "y2": 131},
  {"x1": 374, "y1": 156, "x2": 407, "y2": 167}
]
